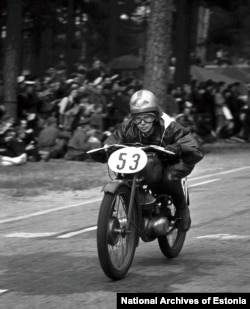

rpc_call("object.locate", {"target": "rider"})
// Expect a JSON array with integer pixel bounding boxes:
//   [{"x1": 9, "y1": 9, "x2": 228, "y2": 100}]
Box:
[{"x1": 104, "y1": 89, "x2": 204, "y2": 232}]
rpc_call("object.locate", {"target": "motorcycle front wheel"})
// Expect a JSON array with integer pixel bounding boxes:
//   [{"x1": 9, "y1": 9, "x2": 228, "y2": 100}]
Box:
[
  {"x1": 158, "y1": 204, "x2": 186, "y2": 258},
  {"x1": 97, "y1": 185, "x2": 138, "y2": 280}
]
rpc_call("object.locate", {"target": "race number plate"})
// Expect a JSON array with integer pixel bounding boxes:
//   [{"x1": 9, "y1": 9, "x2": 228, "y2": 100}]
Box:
[{"x1": 108, "y1": 147, "x2": 148, "y2": 174}]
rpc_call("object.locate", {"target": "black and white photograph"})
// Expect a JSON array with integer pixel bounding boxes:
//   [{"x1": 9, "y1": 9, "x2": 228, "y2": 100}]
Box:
[{"x1": 0, "y1": 0, "x2": 250, "y2": 308}]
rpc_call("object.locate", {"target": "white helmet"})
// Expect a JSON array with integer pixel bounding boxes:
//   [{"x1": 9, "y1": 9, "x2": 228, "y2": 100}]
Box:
[{"x1": 130, "y1": 90, "x2": 158, "y2": 115}]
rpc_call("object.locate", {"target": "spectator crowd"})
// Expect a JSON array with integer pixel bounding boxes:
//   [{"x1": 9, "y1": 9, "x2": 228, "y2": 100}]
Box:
[{"x1": 0, "y1": 59, "x2": 250, "y2": 166}]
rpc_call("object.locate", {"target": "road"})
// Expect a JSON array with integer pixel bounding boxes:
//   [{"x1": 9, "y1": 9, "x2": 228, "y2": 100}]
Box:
[{"x1": 0, "y1": 148, "x2": 250, "y2": 308}]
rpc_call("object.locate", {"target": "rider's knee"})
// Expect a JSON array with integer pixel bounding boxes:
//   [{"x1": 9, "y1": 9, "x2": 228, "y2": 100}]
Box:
[{"x1": 166, "y1": 161, "x2": 194, "y2": 180}]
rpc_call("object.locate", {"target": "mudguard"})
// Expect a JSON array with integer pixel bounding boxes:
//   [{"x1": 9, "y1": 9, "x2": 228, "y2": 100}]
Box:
[
  {"x1": 102, "y1": 179, "x2": 142, "y2": 238},
  {"x1": 102, "y1": 179, "x2": 131, "y2": 194},
  {"x1": 102, "y1": 180, "x2": 141, "y2": 221}
]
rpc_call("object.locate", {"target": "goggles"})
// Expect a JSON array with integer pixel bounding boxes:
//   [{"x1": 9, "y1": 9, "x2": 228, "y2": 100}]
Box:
[{"x1": 132, "y1": 113, "x2": 156, "y2": 125}]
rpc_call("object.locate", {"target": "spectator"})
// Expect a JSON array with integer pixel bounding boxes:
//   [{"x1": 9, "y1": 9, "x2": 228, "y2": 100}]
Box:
[
  {"x1": 17, "y1": 119, "x2": 35, "y2": 145},
  {"x1": 0, "y1": 116, "x2": 15, "y2": 136},
  {"x1": 216, "y1": 49, "x2": 224, "y2": 66},
  {"x1": 175, "y1": 102, "x2": 204, "y2": 146},
  {"x1": 37, "y1": 116, "x2": 70, "y2": 161},
  {"x1": 18, "y1": 80, "x2": 41, "y2": 119},
  {"x1": 64, "y1": 118, "x2": 102, "y2": 161},
  {"x1": 0, "y1": 153, "x2": 27, "y2": 166},
  {"x1": 237, "y1": 105, "x2": 250, "y2": 142},
  {"x1": 225, "y1": 82, "x2": 245, "y2": 136},
  {"x1": 87, "y1": 59, "x2": 105, "y2": 82},
  {"x1": 16, "y1": 119, "x2": 40, "y2": 161},
  {"x1": 214, "y1": 82, "x2": 227, "y2": 138},
  {"x1": 57, "y1": 88, "x2": 79, "y2": 130},
  {"x1": 202, "y1": 80, "x2": 217, "y2": 131},
  {"x1": 0, "y1": 128, "x2": 27, "y2": 166}
]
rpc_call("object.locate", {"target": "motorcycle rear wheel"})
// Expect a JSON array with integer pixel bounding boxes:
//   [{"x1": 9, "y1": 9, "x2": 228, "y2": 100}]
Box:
[
  {"x1": 97, "y1": 186, "x2": 138, "y2": 280},
  {"x1": 158, "y1": 204, "x2": 186, "y2": 258}
]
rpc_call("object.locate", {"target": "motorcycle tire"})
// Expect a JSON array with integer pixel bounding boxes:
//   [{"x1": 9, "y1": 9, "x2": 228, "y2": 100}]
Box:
[
  {"x1": 158, "y1": 205, "x2": 186, "y2": 258},
  {"x1": 97, "y1": 185, "x2": 138, "y2": 280}
]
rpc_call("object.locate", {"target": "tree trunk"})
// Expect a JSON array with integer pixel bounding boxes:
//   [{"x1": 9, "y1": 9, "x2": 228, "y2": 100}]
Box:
[
  {"x1": 3, "y1": 0, "x2": 22, "y2": 120},
  {"x1": 108, "y1": 0, "x2": 118, "y2": 61},
  {"x1": 174, "y1": 0, "x2": 192, "y2": 87},
  {"x1": 66, "y1": 0, "x2": 75, "y2": 75},
  {"x1": 189, "y1": 0, "x2": 200, "y2": 56},
  {"x1": 144, "y1": 0, "x2": 173, "y2": 113},
  {"x1": 30, "y1": 0, "x2": 42, "y2": 76},
  {"x1": 40, "y1": 27, "x2": 54, "y2": 75},
  {"x1": 196, "y1": 5, "x2": 210, "y2": 64},
  {"x1": 39, "y1": 2, "x2": 57, "y2": 76}
]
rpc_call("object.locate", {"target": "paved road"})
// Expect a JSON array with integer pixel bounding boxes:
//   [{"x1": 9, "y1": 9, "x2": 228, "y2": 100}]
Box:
[{"x1": 0, "y1": 147, "x2": 250, "y2": 308}]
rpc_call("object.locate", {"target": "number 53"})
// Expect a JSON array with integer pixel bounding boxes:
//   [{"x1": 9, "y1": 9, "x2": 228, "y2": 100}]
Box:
[{"x1": 117, "y1": 153, "x2": 140, "y2": 171}]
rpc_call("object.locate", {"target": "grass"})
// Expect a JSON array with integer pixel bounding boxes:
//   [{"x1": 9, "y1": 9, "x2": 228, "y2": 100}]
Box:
[{"x1": 0, "y1": 159, "x2": 110, "y2": 197}]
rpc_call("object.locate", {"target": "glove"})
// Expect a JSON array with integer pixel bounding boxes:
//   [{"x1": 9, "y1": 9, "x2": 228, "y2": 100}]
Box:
[
  {"x1": 165, "y1": 144, "x2": 182, "y2": 157},
  {"x1": 88, "y1": 150, "x2": 107, "y2": 163}
]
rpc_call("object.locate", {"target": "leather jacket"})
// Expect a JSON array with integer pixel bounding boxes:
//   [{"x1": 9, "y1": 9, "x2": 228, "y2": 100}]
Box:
[{"x1": 105, "y1": 112, "x2": 204, "y2": 166}]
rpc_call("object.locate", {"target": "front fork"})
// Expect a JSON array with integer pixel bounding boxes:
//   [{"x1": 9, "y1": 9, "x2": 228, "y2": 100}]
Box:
[
  {"x1": 125, "y1": 173, "x2": 138, "y2": 231},
  {"x1": 102, "y1": 174, "x2": 145, "y2": 239},
  {"x1": 125, "y1": 173, "x2": 148, "y2": 241}
]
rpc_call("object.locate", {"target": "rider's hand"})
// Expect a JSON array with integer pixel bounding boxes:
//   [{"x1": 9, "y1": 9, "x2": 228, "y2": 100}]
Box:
[
  {"x1": 104, "y1": 144, "x2": 109, "y2": 152},
  {"x1": 165, "y1": 144, "x2": 182, "y2": 157}
]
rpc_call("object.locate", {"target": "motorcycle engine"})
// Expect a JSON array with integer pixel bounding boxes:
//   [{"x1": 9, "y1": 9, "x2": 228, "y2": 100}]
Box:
[{"x1": 144, "y1": 214, "x2": 169, "y2": 238}]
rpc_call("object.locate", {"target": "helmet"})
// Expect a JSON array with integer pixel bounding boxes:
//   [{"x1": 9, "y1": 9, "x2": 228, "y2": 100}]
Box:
[{"x1": 130, "y1": 90, "x2": 158, "y2": 115}]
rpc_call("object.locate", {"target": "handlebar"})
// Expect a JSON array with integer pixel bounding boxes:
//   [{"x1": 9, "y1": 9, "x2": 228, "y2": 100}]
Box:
[
  {"x1": 140, "y1": 144, "x2": 175, "y2": 156},
  {"x1": 86, "y1": 144, "x2": 127, "y2": 154},
  {"x1": 87, "y1": 143, "x2": 175, "y2": 156}
]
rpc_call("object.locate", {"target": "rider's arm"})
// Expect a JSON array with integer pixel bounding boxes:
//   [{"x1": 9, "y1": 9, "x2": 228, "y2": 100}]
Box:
[{"x1": 164, "y1": 121, "x2": 204, "y2": 165}]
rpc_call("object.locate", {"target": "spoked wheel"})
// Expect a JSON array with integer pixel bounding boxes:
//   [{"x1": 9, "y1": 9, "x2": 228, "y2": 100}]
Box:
[
  {"x1": 97, "y1": 185, "x2": 138, "y2": 280},
  {"x1": 158, "y1": 203, "x2": 186, "y2": 258}
]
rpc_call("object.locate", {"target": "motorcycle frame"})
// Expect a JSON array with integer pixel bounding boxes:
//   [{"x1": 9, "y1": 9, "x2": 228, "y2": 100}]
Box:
[{"x1": 101, "y1": 145, "x2": 190, "y2": 242}]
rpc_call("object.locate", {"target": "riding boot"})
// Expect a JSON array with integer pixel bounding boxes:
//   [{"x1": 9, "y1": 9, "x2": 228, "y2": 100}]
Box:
[
  {"x1": 160, "y1": 176, "x2": 191, "y2": 232},
  {"x1": 169, "y1": 184, "x2": 191, "y2": 232}
]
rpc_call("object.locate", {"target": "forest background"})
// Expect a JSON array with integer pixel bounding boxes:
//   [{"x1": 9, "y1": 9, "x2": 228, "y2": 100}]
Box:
[{"x1": 1, "y1": 0, "x2": 250, "y2": 118}]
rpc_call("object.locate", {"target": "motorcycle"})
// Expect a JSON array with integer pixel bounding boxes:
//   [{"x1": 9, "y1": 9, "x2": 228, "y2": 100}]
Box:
[{"x1": 87, "y1": 143, "x2": 189, "y2": 280}]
